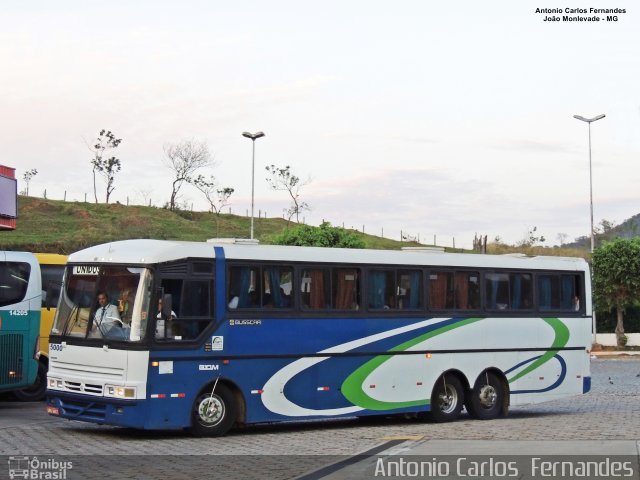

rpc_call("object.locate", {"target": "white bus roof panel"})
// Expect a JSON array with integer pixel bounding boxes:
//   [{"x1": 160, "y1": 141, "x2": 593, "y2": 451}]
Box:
[{"x1": 68, "y1": 239, "x2": 589, "y2": 272}]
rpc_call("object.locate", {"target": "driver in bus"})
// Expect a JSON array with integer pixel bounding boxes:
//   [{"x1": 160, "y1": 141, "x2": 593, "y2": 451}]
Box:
[{"x1": 92, "y1": 292, "x2": 122, "y2": 336}]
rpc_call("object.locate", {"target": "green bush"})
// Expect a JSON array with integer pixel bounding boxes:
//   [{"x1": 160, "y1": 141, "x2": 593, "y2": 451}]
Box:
[
  {"x1": 271, "y1": 222, "x2": 365, "y2": 248},
  {"x1": 596, "y1": 305, "x2": 640, "y2": 333}
]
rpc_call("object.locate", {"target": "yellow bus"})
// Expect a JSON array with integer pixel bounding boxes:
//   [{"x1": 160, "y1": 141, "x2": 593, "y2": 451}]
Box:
[{"x1": 13, "y1": 253, "x2": 66, "y2": 401}]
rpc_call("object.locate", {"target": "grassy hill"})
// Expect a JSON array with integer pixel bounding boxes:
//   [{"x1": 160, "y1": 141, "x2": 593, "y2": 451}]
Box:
[
  {"x1": 4, "y1": 196, "x2": 608, "y2": 259},
  {"x1": 563, "y1": 213, "x2": 640, "y2": 249},
  {"x1": 1, "y1": 196, "x2": 425, "y2": 254}
]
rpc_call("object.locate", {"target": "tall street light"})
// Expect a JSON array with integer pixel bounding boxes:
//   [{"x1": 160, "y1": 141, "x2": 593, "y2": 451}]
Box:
[
  {"x1": 572, "y1": 114, "x2": 605, "y2": 252},
  {"x1": 573, "y1": 113, "x2": 605, "y2": 345},
  {"x1": 242, "y1": 131, "x2": 265, "y2": 240}
]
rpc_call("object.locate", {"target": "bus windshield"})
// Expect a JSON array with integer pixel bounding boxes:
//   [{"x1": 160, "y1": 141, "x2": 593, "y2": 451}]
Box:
[
  {"x1": 0, "y1": 261, "x2": 31, "y2": 307},
  {"x1": 52, "y1": 265, "x2": 152, "y2": 342}
]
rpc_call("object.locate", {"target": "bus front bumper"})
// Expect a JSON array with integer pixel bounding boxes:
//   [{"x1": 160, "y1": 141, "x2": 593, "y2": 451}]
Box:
[{"x1": 46, "y1": 390, "x2": 144, "y2": 428}]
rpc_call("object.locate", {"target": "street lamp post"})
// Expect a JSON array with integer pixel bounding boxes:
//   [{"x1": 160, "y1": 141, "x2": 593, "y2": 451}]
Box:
[
  {"x1": 573, "y1": 114, "x2": 605, "y2": 252},
  {"x1": 573, "y1": 113, "x2": 605, "y2": 345},
  {"x1": 242, "y1": 131, "x2": 265, "y2": 240}
]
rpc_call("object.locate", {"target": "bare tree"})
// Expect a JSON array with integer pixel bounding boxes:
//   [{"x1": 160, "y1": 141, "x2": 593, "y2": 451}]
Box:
[
  {"x1": 193, "y1": 174, "x2": 234, "y2": 237},
  {"x1": 265, "y1": 164, "x2": 311, "y2": 223},
  {"x1": 163, "y1": 139, "x2": 212, "y2": 210},
  {"x1": 516, "y1": 226, "x2": 546, "y2": 247},
  {"x1": 137, "y1": 188, "x2": 154, "y2": 207},
  {"x1": 88, "y1": 130, "x2": 122, "y2": 203},
  {"x1": 21, "y1": 169, "x2": 38, "y2": 196},
  {"x1": 556, "y1": 232, "x2": 568, "y2": 246}
]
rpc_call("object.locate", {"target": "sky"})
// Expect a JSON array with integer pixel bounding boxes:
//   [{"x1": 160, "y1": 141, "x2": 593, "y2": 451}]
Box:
[{"x1": 2, "y1": 1, "x2": 639, "y2": 249}]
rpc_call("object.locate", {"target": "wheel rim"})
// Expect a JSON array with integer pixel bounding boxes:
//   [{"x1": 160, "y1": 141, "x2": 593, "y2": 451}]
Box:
[
  {"x1": 437, "y1": 384, "x2": 459, "y2": 414},
  {"x1": 478, "y1": 384, "x2": 497, "y2": 409},
  {"x1": 196, "y1": 395, "x2": 225, "y2": 427}
]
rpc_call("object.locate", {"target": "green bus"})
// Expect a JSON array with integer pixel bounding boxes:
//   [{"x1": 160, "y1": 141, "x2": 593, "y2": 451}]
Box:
[{"x1": 0, "y1": 251, "x2": 41, "y2": 394}]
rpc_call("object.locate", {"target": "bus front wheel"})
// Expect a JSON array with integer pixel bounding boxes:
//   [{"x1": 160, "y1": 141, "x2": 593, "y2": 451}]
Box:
[
  {"x1": 428, "y1": 375, "x2": 464, "y2": 423},
  {"x1": 465, "y1": 371, "x2": 505, "y2": 420},
  {"x1": 190, "y1": 384, "x2": 236, "y2": 436}
]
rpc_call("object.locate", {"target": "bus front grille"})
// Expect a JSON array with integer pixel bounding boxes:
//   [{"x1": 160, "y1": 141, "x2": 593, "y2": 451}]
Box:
[{"x1": 63, "y1": 381, "x2": 103, "y2": 395}]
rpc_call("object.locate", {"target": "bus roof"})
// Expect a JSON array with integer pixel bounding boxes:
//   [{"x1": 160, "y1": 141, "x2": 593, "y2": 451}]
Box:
[
  {"x1": 0, "y1": 251, "x2": 39, "y2": 265},
  {"x1": 67, "y1": 239, "x2": 589, "y2": 272},
  {"x1": 34, "y1": 253, "x2": 67, "y2": 265}
]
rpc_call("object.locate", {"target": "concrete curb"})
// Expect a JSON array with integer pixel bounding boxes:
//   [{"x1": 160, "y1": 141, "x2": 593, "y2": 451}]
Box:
[{"x1": 591, "y1": 350, "x2": 640, "y2": 357}]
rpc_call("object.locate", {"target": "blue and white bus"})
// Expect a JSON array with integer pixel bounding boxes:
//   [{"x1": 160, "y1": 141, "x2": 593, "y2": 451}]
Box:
[
  {"x1": 0, "y1": 251, "x2": 41, "y2": 394},
  {"x1": 46, "y1": 239, "x2": 592, "y2": 436}
]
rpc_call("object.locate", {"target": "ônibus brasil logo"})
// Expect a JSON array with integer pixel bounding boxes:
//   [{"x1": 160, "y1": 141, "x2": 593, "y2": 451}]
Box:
[{"x1": 7, "y1": 456, "x2": 72, "y2": 479}]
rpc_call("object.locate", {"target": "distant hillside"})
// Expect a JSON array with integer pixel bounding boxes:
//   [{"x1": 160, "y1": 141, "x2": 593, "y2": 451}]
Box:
[
  {"x1": 0, "y1": 196, "x2": 423, "y2": 254},
  {"x1": 564, "y1": 213, "x2": 640, "y2": 249}
]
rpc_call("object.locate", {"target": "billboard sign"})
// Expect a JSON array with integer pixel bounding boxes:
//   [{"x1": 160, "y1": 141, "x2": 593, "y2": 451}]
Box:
[{"x1": 0, "y1": 174, "x2": 18, "y2": 218}]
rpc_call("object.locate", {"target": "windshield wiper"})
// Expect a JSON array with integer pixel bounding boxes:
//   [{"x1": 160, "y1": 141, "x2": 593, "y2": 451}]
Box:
[{"x1": 62, "y1": 305, "x2": 80, "y2": 337}]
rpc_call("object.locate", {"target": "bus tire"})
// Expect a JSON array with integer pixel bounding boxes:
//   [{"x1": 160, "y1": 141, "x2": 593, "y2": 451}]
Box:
[
  {"x1": 428, "y1": 375, "x2": 464, "y2": 423},
  {"x1": 189, "y1": 384, "x2": 236, "y2": 436},
  {"x1": 13, "y1": 361, "x2": 47, "y2": 402},
  {"x1": 465, "y1": 371, "x2": 504, "y2": 420}
]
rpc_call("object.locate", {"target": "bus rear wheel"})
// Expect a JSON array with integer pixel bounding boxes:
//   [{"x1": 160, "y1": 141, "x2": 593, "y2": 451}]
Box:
[
  {"x1": 190, "y1": 384, "x2": 236, "y2": 436},
  {"x1": 428, "y1": 375, "x2": 464, "y2": 423},
  {"x1": 465, "y1": 371, "x2": 505, "y2": 420},
  {"x1": 13, "y1": 361, "x2": 47, "y2": 402}
]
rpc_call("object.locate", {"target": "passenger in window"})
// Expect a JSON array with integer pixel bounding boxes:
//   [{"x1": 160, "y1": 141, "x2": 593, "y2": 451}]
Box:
[
  {"x1": 573, "y1": 296, "x2": 580, "y2": 311},
  {"x1": 263, "y1": 293, "x2": 273, "y2": 308},
  {"x1": 248, "y1": 290, "x2": 259, "y2": 307},
  {"x1": 279, "y1": 287, "x2": 291, "y2": 307},
  {"x1": 156, "y1": 298, "x2": 177, "y2": 339},
  {"x1": 117, "y1": 289, "x2": 134, "y2": 324},
  {"x1": 228, "y1": 293, "x2": 239, "y2": 309}
]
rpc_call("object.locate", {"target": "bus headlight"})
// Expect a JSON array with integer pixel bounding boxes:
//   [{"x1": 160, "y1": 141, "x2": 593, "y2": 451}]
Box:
[
  {"x1": 47, "y1": 378, "x2": 63, "y2": 389},
  {"x1": 105, "y1": 385, "x2": 136, "y2": 399}
]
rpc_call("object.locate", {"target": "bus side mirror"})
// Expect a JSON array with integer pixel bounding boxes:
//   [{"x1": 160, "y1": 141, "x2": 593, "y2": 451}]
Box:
[{"x1": 162, "y1": 293, "x2": 173, "y2": 320}]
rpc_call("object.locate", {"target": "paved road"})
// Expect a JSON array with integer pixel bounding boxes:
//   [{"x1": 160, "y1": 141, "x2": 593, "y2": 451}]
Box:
[{"x1": 1, "y1": 358, "x2": 639, "y2": 479}]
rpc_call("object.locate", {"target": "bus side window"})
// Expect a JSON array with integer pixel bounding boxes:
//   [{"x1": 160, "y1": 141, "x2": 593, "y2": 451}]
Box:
[
  {"x1": 333, "y1": 269, "x2": 359, "y2": 310},
  {"x1": 262, "y1": 267, "x2": 293, "y2": 308},
  {"x1": 485, "y1": 273, "x2": 510, "y2": 310},
  {"x1": 301, "y1": 269, "x2": 329, "y2": 310},
  {"x1": 538, "y1": 273, "x2": 579, "y2": 311},
  {"x1": 398, "y1": 270, "x2": 422, "y2": 310},
  {"x1": 368, "y1": 270, "x2": 394, "y2": 310},
  {"x1": 428, "y1": 271, "x2": 452, "y2": 310},
  {"x1": 228, "y1": 266, "x2": 259, "y2": 309}
]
